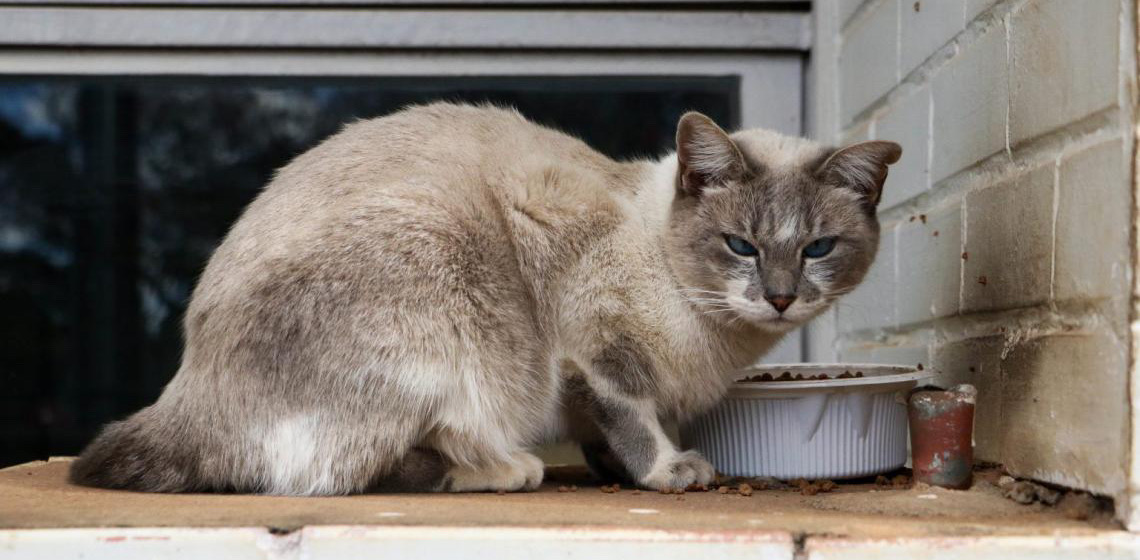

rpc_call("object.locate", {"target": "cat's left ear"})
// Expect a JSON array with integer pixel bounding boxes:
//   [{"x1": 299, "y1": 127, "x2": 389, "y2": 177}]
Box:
[
  {"x1": 675, "y1": 112, "x2": 746, "y2": 198},
  {"x1": 817, "y1": 141, "x2": 902, "y2": 206}
]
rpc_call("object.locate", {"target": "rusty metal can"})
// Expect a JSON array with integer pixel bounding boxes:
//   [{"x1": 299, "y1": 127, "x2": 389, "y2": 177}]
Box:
[{"x1": 908, "y1": 384, "x2": 976, "y2": 490}]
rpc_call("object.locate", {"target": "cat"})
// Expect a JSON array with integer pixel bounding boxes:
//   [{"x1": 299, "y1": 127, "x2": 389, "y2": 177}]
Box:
[{"x1": 70, "y1": 102, "x2": 900, "y2": 495}]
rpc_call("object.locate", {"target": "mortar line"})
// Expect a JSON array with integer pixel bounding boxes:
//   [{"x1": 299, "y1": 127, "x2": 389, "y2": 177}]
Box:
[
  {"x1": 959, "y1": 195, "x2": 967, "y2": 317},
  {"x1": 1116, "y1": 0, "x2": 1140, "y2": 528},
  {"x1": 1003, "y1": 11, "x2": 1013, "y2": 160},
  {"x1": 894, "y1": 0, "x2": 901, "y2": 84},
  {"x1": 1048, "y1": 154, "x2": 1060, "y2": 303},
  {"x1": 891, "y1": 219, "x2": 900, "y2": 329}
]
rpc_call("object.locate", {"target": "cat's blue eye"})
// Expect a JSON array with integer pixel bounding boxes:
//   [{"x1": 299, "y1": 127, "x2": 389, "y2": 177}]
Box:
[
  {"x1": 724, "y1": 235, "x2": 759, "y2": 257},
  {"x1": 803, "y1": 237, "x2": 838, "y2": 259}
]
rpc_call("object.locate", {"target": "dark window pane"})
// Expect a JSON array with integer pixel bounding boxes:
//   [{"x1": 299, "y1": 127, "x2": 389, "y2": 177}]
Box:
[{"x1": 0, "y1": 76, "x2": 737, "y2": 467}]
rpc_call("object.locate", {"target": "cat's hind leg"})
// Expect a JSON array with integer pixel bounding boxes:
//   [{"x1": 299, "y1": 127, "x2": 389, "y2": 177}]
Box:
[
  {"x1": 367, "y1": 447, "x2": 452, "y2": 493},
  {"x1": 366, "y1": 446, "x2": 543, "y2": 493},
  {"x1": 441, "y1": 450, "x2": 544, "y2": 492},
  {"x1": 425, "y1": 421, "x2": 546, "y2": 492}
]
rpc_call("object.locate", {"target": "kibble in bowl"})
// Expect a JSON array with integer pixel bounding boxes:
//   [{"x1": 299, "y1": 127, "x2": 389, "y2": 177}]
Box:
[{"x1": 680, "y1": 364, "x2": 935, "y2": 480}]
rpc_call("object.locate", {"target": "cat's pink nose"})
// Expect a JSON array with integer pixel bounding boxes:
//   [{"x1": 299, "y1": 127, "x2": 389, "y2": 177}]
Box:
[{"x1": 765, "y1": 295, "x2": 796, "y2": 313}]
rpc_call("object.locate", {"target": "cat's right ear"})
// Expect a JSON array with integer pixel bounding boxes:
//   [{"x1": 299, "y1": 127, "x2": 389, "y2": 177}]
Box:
[{"x1": 675, "y1": 112, "x2": 745, "y2": 198}]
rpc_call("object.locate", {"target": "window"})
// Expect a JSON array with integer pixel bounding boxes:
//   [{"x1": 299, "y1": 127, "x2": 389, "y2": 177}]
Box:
[{"x1": 0, "y1": 2, "x2": 809, "y2": 466}]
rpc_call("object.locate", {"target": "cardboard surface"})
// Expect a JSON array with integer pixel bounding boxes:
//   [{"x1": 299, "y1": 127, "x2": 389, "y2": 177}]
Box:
[{"x1": 0, "y1": 459, "x2": 1119, "y2": 538}]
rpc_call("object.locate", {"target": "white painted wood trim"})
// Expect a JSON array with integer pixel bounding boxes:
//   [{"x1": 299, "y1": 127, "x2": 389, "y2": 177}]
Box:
[
  {"x1": 805, "y1": 534, "x2": 1140, "y2": 559},
  {"x1": 0, "y1": 0, "x2": 806, "y2": 4},
  {"x1": 4, "y1": 526, "x2": 1138, "y2": 559},
  {"x1": 0, "y1": 526, "x2": 796, "y2": 559},
  {"x1": 0, "y1": 7, "x2": 811, "y2": 50},
  {"x1": 0, "y1": 50, "x2": 803, "y2": 135}
]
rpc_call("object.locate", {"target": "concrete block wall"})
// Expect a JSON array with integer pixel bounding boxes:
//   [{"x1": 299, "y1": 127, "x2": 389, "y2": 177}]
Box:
[{"x1": 808, "y1": 0, "x2": 1138, "y2": 523}]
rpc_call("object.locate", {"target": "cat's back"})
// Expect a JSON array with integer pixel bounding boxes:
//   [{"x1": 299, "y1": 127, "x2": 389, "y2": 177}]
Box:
[
  {"x1": 220, "y1": 103, "x2": 619, "y2": 253},
  {"x1": 278, "y1": 102, "x2": 614, "y2": 195},
  {"x1": 193, "y1": 102, "x2": 630, "y2": 322}
]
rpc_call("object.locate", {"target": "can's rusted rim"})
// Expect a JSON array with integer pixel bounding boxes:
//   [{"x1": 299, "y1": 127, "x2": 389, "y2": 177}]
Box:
[{"x1": 730, "y1": 363, "x2": 937, "y2": 396}]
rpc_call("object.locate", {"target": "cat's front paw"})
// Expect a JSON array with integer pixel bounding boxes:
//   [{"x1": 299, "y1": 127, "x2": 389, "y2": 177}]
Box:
[{"x1": 639, "y1": 450, "x2": 715, "y2": 490}]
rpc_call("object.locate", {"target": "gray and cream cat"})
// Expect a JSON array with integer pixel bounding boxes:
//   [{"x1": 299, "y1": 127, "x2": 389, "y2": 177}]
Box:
[{"x1": 71, "y1": 103, "x2": 900, "y2": 495}]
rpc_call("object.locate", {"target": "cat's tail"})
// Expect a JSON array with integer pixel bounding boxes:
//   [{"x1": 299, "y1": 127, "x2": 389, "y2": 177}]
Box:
[{"x1": 69, "y1": 410, "x2": 202, "y2": 493}]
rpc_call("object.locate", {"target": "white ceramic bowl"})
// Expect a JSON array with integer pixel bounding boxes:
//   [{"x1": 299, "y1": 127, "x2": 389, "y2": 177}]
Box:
[{"x1": 680, "y1": 364, "x2": 936, "y2": 480}]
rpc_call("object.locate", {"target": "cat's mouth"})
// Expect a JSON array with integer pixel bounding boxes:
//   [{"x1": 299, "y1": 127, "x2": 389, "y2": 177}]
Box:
[
  {"x1": 756, "y1": 316, "x2": 801, "y2": 332},
  {"x1": 722, "y1": 297, "x2": 802, "y2": 331}
]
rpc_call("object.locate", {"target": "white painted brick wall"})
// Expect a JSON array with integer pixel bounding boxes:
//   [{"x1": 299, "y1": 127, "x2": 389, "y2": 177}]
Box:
[
  {"x1": 930, "y1": 21, "x2": 1008, "y2": 183},
  {"x1": 810, "y1": 0, "x2": 1137, "y2": 521},
  {"x1": 1055, "y1": 140, "x2": 1130, "y2": 302},
  {"x1": 899, "y1": 0, "x2": 964, "y2": 77},
  {"x1": 838, "y1": 0, "x2": 898, "y2": 123},
  {"x1": 1000, "y1": 329, "x2": 1129, "y2": 496},
  {"x1": 961, "y1": 166, "x2": 1054, "y2": 313},
  {"x1": 1008, "y1": 0, "x2": 1120, "y2": 145},
  {"x1": 876, "y1": 87, "x2": 930, "y2": 209},
  {"x1": 895, "y1": 206, "x2": 961, "y2": 324},
  {"x1": 836, "y1": 228, "x2": 897, "y2": 332}
]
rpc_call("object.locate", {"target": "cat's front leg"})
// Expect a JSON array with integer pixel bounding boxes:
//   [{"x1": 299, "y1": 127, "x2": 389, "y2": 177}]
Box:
[{"x1": 567, "y1": 376, "x2": 714, "y2": 490}]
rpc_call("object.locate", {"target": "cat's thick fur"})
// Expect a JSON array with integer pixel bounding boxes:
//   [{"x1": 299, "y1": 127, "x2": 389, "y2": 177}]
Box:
[{"x1": 71, "y1": 103, "x2": 900, "y2": 495}]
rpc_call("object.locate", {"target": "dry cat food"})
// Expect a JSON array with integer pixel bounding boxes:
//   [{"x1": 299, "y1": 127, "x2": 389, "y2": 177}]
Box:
[
  {"x1": 742, "y1": 370, "x2": 865, "y2": 382},
  {"x1": 786, "y1": 478, "x2": 838, "y2": 496},
  {"x1": 875, "y1": 474, "x2": 912, "y2": 489}
]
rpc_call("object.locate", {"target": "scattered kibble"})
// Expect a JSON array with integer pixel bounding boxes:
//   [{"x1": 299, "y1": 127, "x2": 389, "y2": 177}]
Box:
[
  {"x1": 820, "y1": 480, "x2": 838, "y2": 492},
  {"x1": 685, "y1": 483, "x2": 708, "y2": 492},
  {"x1": 801, "y1": 483, "x2": 820, "y2": 496},
  {"x1": 718, "y1": 486, "x2": 731, "y2": 494},
  {"x1": 631, "y1": 489, "x2": 641, "y2": 495},
  {"x1": 557, "y1": 486, "x2": 570, "y2": 493},
  {"x1": 892, "y1": 474, "x2": 912, "y2": 488},
  {"x1": 738, "y1": 483, "x2": 754, "y2": 497},
  {"x1": 569, "y1": 485, "x2": 578, "y2": 492}
]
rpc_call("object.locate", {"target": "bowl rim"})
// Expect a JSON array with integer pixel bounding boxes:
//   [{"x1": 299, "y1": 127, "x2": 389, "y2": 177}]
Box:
[{"x1": 729, "y1": 362, "x2": 937, "y2": 392}]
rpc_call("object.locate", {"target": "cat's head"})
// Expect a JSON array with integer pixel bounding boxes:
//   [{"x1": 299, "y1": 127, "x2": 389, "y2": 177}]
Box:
[{"x1": 664, "y1": 112, "x2": 901, "y2": 333}]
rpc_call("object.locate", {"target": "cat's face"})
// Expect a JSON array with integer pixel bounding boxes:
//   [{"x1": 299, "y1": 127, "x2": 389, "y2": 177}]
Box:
[{"x1": 665, "y1": 113, "x2": 901, "y2": 333}]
